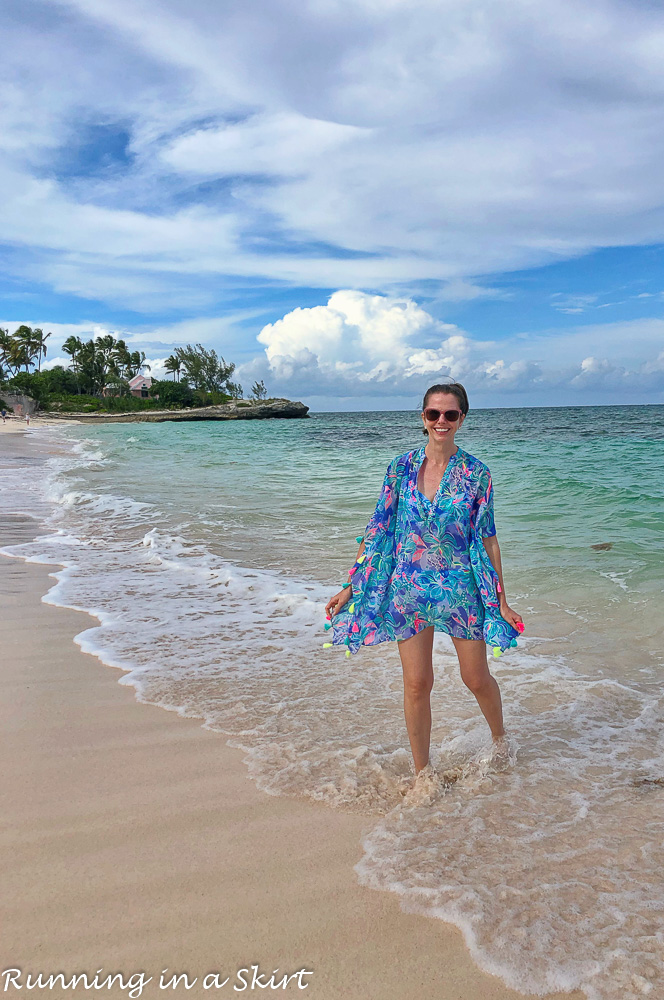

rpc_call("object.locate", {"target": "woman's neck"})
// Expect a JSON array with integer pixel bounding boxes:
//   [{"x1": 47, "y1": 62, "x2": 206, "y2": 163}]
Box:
[{"x1": 424, "y1": 435, "x2": 458, "y2": 466}]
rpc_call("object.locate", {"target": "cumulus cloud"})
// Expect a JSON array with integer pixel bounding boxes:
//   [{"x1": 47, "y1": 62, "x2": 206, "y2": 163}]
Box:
[
  {"x1": 256, "y1": 290, "x2": 466, "y2": 385},
  {"x1": 240, "y1": 291, "x2": 664, "y2": 403}
]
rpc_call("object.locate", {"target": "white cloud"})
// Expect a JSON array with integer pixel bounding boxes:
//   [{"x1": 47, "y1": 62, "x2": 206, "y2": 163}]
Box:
[
  {"x1": 551, "y1": 293, "x2": 600, "y2": 314},
  {"x1": 436, "y1": 280, "x2": 505, "y2": 303},
  {"x1": 41, "y1": 355, "x2": 71, "y2": 371},
  {"x1": 240, "y1": 291, "x2": 664, "y2": 402},
  {"x1": 3, "y1": 0, "x2": 664, "y2": 303},
  {"x1": 161, "y1": 112, "x2": 363, "y2": 178},
  {"x1": 256, "y1": 289, "x2": 464, "y2": 383}
]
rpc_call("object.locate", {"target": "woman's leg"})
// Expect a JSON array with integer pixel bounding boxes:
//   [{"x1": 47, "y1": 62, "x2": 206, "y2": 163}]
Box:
[
  {"x1": 397, "y1": 625, "x2": 435, "y2": 773},
  {"x1": 451, "y1": 636, "x2": 505, "y2": 740}
]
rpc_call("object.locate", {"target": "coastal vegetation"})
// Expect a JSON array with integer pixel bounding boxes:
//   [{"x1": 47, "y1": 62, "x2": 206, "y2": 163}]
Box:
[
  {"x1": 0, "y1": 327, "x2": 273, "y2": 414},
  {"x1": 0, "y1": 325, "x2": 52, "y2": 374}
]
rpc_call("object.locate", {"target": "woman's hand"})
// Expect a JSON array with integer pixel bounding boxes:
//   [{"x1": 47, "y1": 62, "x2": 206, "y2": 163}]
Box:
[
  {"x1": 325, "y1": 587, "x2": 351, "y2": 619},
  {"x1": 499, "y1": 599, "x2": 524, "y2": 632}
]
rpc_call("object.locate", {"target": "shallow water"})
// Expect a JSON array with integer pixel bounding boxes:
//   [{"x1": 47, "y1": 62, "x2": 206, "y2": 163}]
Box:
[{"x1": 2, "y1": 405, "x2": 663, "y2": 1000}]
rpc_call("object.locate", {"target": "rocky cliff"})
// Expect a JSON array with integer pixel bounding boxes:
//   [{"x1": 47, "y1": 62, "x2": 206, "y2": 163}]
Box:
[{"x1": 47, "y1": 398, "x2": 309, "y2": 423}]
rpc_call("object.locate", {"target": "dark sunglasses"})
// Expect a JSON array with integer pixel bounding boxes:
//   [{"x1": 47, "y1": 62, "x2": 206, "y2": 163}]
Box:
[{"x1": 423, "y1": 407, "x2": 462, "y2": 423}]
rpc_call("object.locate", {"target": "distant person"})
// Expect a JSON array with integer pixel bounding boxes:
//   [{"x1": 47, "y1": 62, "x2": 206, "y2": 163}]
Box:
[
  {"x1": 25, "y1": 412, "x2": 30, "y2": 426},
  {"x1": 325, "y1": 381, "x2": 524, "y2": 780},
  {"x1": 1, "y1": 408, "x2": 6, "y2": 423}
]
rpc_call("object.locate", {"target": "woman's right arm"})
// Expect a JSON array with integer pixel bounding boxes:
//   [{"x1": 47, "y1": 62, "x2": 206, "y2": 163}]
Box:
[{"x1": 325, "y1": 537, "x2": 365, "y2": 618}]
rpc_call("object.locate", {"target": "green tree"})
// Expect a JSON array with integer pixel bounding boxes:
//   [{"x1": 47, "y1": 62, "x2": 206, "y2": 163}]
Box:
[
  {"x1": 0, "y1": 329, "x2": 19, "y2": 379},
  {"x1": 81, "y1": 337, "x2": 118, "y2": 395},
  {"x1": 62, "y1": 336, "x2": 84, "y2": 394},
  {"x1": 33, "y1": 328, "x2": 52, "y2": 372},
  {"x1": 40, "y1": 365, "x2": 79, "y2": 395},
  {"x1": 173, "y1": 344, "x2": 236, "y2": 393},
  {"x1": 12, "y1": 326, "x2": 42, "y2": 372},
  {"x1": 163, "y1": 355, "x2": 182, "y2": 382},
  {"x1": 250, "y1": 379, "x2": 267, "y2": 401},
  {"x1": 112, "y1": 339, "x2": 133, "y2": 379},
  {"x1": 150, "y1": 379, "x2": 194, "y2": 407},
  {"x1": 5, "y1": 371, "x2": 50, "y2": 406},
  {"x1": 0, "y1": 326, "x2": 52, "y2": 377}
]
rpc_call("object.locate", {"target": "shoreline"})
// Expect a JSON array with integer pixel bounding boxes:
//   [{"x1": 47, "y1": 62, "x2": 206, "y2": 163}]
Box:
[{"x1": 0, "y1": 428, "x2": 583, "y2": 1000}]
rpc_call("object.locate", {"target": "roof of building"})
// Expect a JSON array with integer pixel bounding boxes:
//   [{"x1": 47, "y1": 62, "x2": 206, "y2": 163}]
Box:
[{"x1": 128, "y1": 373, "x2": 152, "y2": 388}]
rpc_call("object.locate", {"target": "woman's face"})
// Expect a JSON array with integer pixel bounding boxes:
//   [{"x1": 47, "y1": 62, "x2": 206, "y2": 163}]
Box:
[{"x1": 421, "y1": 392, "x2": 465, "y2": 443}]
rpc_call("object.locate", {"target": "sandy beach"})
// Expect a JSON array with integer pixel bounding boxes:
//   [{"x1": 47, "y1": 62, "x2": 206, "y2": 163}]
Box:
[{"x1": 0, "y1": 427, "x2": 584, "y2": 1000}]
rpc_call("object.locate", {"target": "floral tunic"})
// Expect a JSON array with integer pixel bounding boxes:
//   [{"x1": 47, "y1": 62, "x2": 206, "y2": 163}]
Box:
[{"x1": 329, "y1": 445, "x2": 518, "y2": 655}]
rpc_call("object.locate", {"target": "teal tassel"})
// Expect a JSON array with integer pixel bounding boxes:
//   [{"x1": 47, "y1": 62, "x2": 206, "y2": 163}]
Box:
[
  {"x1": 324, "y1": 622, "x2": 332, "y2": 630},
  {"x1": 510, "y1": 638, "x2": 518, "y2": 647},
  {"x1": 355, "y1": 535, "x2": 363, "y2": 543}
]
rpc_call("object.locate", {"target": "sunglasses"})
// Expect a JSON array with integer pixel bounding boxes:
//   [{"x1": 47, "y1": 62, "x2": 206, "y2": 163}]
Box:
[{"x1": 423, "y1": 407, "x2": 462, "y2": 423}]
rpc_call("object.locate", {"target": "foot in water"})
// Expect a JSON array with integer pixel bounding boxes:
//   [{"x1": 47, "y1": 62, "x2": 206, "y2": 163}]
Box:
[
  {"x1": 486, "y1": 732, "x2": 516, "y2": 772},
  {"x1": 404, "y1": 761, "x2": 441, "y2": 805}
]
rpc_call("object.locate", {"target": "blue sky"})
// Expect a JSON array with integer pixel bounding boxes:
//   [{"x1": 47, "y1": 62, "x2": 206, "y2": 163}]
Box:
[{"x1": 2, "y1": 0, "x2": 664, "y2": 409}]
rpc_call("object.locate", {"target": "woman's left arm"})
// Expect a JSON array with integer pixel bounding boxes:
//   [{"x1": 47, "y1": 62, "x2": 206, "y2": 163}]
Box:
[{"x1": 482, "y1": 535, "x2": 523, "y2": 630}]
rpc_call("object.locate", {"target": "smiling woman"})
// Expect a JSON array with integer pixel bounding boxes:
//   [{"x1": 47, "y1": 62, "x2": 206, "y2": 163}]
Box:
[{"x1": 325, "y1": 381, "x2": 523, "y2": 778}]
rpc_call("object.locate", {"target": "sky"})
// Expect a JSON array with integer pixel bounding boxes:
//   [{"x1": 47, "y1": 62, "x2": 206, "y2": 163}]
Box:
[{"x1": 2, "y1": 0, "x2": 664, "y2": 410}]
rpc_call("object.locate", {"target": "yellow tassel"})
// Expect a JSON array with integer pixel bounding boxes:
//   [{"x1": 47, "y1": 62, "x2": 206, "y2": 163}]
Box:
[
  {"x1": 349, "y1": 602, "x2": 355, "y2": 612},
  {"x1": 323, "y1": 642, "x2": 333, "y2": 648},
  {"x1": 345, "y1": 649, "x2": 351, "y2": 657},
  {"x1": 357, "y1": 554, "x2": 366, "y2": 564}
]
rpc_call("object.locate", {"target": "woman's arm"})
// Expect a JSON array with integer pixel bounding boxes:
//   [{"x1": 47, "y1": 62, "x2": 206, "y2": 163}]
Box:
[{"x1": 324, "y1": 537, "x2": 366, "y2": 618}]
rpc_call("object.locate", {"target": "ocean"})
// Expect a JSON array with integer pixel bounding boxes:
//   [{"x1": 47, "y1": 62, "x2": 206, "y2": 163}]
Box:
[{"x1": 2, "y1": 404, "x2": 664, "y2": 1000}]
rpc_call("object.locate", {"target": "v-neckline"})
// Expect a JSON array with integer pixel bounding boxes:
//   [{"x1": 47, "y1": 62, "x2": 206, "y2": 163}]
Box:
[{"x1": 414, "y1": 445, "x2": 460, "y2": 511}]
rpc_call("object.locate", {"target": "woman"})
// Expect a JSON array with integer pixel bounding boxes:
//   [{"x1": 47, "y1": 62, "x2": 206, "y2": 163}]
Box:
[{"x1": 324, "y1": 382, "x2": 523, "y2": 776}]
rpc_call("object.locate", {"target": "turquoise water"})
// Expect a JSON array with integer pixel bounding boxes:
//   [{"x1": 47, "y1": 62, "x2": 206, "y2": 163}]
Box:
[
  {"x1": 2, "y1": 404, "x2": 664, "y2": 1000},
  {"x1": 51, "y1": 405, "x2": 664, "y2": 660}
]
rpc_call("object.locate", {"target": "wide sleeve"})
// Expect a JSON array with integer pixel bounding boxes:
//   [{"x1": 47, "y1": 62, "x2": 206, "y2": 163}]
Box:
[
  {"x1": 472, "y1": 467, "x2": 497, "y2": 539},
  {"x1": 362, "y1": 456, "x2": 400, "y2": 546},
  {"x1": 468, "y1": 465, "x2": 518, "y2": 652},
  {"x1": 329, "y1": 454, "x2": 404, "y2": 655}
]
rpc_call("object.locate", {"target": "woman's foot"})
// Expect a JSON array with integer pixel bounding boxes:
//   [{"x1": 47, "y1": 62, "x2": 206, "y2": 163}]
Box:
[
  {"x1": 404, "y1": 760, "x2": 443, "y2": 805},
  {"x1": 488, "y1": 732, "x2": 515, "y2": 771}
]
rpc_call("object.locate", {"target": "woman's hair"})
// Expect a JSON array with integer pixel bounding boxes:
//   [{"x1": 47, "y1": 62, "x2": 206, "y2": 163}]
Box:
[{"x1": 421, "y1": 382, "x2": 469, "y2": 435}]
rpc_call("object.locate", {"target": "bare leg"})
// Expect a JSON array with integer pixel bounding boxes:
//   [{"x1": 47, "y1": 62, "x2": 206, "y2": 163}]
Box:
[
  {"x1": 451, "y1": 636, "x2": 505, "y2": 740},
  {"x1": 397, "y1": 626, "x2": 435, "y2": 773}
]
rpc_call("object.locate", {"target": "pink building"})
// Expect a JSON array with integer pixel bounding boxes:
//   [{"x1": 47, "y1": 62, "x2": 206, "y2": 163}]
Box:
[{"x1": 128, "y1": 373, "x2": 154, "y2": 398}]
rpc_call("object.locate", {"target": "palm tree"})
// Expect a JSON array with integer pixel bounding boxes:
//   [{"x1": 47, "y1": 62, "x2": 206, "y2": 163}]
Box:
[
  {"x1": 163, "y1": 355, "x2": 182, "y2": 382},
  {"x1": 112, "y1": 339, "x2": 133, "y2": 380},
  {"x1": 62, "y1": 336, "x2": 84, "y2": 394},
  {"x1": 129, "y1": 350, "x2": 150, "y2": 378},
  {"x1": 0, "y1": 329, "x2": 17, "y2": 378},
  {"x1": 33, "y1": 329, "x2": 52, "y2": 372},
  {"x1": 13, "y1": 325, "x2": 41, "y2": 372}
]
